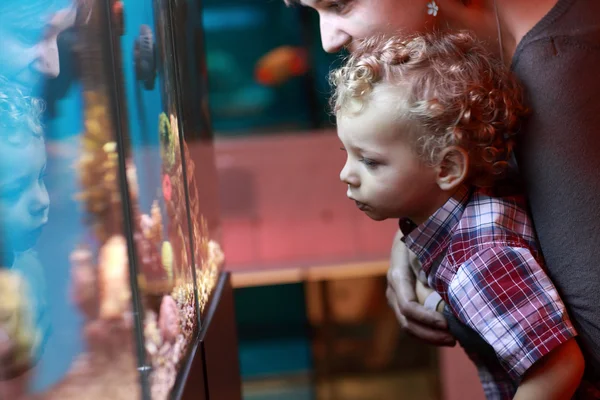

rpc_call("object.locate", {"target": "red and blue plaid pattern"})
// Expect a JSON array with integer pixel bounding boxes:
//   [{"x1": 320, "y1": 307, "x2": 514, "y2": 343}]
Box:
[{"x1": 403, "y1": 185, "x2": 576, "y2": 399}]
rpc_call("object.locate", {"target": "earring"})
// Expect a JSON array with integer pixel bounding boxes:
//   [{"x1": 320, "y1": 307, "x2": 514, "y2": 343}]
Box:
[{"x1": 427, "y1": 1, "x2": 439, "y2": 17}]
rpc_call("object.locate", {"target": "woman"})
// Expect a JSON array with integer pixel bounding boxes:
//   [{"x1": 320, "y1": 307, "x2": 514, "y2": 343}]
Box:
[
  {"x1": 291, "y1": 0, "x2": 600, "y2": 391},
  {"x1": 0, "y1": 0, "x2": 76, "y2": 93}
]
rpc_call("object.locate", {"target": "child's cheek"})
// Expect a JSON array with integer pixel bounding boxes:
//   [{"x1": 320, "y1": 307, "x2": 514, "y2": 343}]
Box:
[{"x1": 0, "y1": 201, "x2": 24, "y2": 237}]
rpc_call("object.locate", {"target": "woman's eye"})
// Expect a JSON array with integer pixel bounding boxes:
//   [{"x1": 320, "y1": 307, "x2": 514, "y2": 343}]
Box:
[
  {"x1": 16, "y1": 29, "x2": 43, "y2": 46},
  {"x1": 325, "y1": 0, "x2": 350, "y2": 13}
]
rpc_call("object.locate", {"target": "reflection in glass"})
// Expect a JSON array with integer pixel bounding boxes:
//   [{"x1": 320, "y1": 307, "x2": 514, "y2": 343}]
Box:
[
  {"x1": 0, "y1": 76, "x2": 49, "y2": 384},
  {"x1": 168, "y1": 0, "x2": 224, "y2": 316},
  {"x1": 128, "y1": 110, "x2": 197, "y2": 399},
  {"x1": 0, "y1": 0, "x2": 76, "y2": 94},
  {"x1": 0, "y1": 0, "x2": 227, "y2": 398},
  {"x1": 121, "y1": 0, "x2": 201, "y2": 397},
  {"x1": 41, "y1": 1, "x2": 142, "y2": 397}
]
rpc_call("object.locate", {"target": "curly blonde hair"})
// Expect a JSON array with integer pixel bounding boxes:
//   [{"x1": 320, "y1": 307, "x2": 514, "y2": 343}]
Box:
[
  {"x1": 330, "y1": 32, "x2": 527, "y2": 186},
  {"x1": 0, "y1": 76, "x2": 45, "y2": 145}
]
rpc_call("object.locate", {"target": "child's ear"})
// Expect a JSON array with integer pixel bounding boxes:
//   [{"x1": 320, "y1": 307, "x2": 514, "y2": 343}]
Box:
[{"x1": 435, "y1": 146, "x2": 469, "y2": 191}]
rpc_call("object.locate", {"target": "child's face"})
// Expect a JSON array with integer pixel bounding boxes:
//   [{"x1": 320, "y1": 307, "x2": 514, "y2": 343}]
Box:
[
  {"x1": 0, "y1": 136, "x2": 49, "y2": 253},
  {"x1": 337, "y1": 99, "x2": 444, "y2": 224}
]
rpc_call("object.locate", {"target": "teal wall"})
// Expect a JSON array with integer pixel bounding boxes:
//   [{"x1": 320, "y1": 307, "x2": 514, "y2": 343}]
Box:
[{"x1": 234, "y1": 283, "x2": 314, "y2": 379}]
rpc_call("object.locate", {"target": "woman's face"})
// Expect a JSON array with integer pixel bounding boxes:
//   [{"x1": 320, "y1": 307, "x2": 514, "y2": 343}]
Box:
[
  {"x1": 0, "y1": 1, "x2": 76, "y2": 92},
  {"x1": 298, "y1": 0, "x2": 436, "y2": 53}
]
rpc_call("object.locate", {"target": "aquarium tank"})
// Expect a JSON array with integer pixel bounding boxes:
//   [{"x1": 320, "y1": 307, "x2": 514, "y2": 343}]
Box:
[{"x1": 0, "y1": 0, "x2": 237, "y2": 399}]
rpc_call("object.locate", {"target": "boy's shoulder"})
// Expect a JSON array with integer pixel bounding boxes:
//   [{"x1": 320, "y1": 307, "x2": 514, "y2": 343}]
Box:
[{"x1": 446, "y1": 187, "x2": 541, "y2": 266}]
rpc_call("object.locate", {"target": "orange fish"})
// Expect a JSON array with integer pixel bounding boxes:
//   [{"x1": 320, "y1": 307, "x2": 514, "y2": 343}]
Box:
[{"x1": 255, "y1": 46, "x2": 309, "y2": 86}]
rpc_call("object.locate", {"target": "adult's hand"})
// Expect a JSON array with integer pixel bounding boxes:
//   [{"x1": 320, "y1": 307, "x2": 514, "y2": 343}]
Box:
[{"x1": 386, "y1": 230, "x2": 456, "y2": 347}]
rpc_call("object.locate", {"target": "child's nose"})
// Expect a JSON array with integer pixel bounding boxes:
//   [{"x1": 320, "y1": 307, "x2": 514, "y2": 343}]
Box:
[
  {"x1": 340, "y1": 162, "x2": 360, "y2": 187},
  {"x1": 30, "y1": 187, "x2": 50, "y2": 217}
]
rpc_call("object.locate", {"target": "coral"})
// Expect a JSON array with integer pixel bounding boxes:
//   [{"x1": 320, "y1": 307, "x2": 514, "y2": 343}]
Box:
[
  {"x1": 172, "y1": 283, "x2": 196, "y2": 337},
  {"x1": 178, "y1": 137, "x2": 225, "y2": 310},
  {"x1": 158, "y1": 296, "x2": 180, "y2": 344},
  {"x1": 69, "y1": 248, "x2": 97, "y2": 318},
  {"x1": 0, "y1": 269, "x2": 39, "y2": 379},
  {"x1": 162, "y1": 174, "x2": 172, "y2": 202},
  {"x1": 75, "y1": 91, "x2": 123, "y2": 244},
  {"x1": 196, "y1": 236, "x2": 224, "y2": 312},
  {"x1": 169, "y1": 114, "x2": 180, "y2": 144},
  {"x1": 161, "y1": 241, "x2": 174, "y2": 282},
  {"x1": 125, "y1": 160, "x2": 139, "y2": 202},
  {"x1": 140, "y1": 213, "x2": 153, "y2": 238},
  {"x1": 144, "y1": 310, "x2": 161, "y2": 357},
  {"x1": 158, "y1": 113, "x2": 175, "y2": 171},
  {"x1": 134, "y1": 199, "x2": 171, "y2": 298},
  {"x1": 134, "y1": 230, "x2": 172, "y2": 298},
  {"x1": 145, "y1": 283, "x2": 196, "y2": 400},
  {"x1": 98, "y1": 235, "x2": 131, "y2": 320},
  {"x1": 147, "y1": 200, "x2": 163, "y2": 245},
  {"x1": 208, "y1": 239, "x2": 225, "y2": 268}
]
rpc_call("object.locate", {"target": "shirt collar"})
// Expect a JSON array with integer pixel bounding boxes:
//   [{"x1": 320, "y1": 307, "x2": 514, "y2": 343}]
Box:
[{"x1": 401, "y1": 185, "x2": 471, "y2": 274}]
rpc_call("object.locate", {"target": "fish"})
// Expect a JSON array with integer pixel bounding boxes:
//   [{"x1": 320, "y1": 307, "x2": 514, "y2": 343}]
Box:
[{"x1": 255, "y1": 46, "x2": 309, "y2": 86}]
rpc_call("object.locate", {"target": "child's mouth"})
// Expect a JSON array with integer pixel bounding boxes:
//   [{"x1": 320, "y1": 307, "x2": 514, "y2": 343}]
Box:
[
  {"x1": 354, "y1": 200, "x2": 370, "y2": 211},
  {"x1": 15, "y1": 224, "x2": 46, "y2": 252}
]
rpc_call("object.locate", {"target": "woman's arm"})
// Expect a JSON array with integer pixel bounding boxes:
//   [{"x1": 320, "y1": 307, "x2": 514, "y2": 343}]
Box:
[
  {"x1": 386, "y1": 230, "x2": 454, "y2": 346},
  {"x1": 513, "y1": 338, "x2": 584, "y2": 400},
  {"x1": 415, "y1": 280, "x2": 446, "y2": 313}
]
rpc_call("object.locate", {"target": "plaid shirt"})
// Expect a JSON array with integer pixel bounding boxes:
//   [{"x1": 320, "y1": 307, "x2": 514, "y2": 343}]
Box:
[{"x1": 402, "y1": 185, "x2": 577, "y2": 399}]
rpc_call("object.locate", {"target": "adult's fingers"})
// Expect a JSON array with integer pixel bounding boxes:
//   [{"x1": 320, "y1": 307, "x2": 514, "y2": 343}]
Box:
[
  {"x1": 386, "y1": 287, "x2": 408, "y2": 327},
  {"x1": 386, "y1": 286, "x2": 455, "y2": 347},
  {"x1": 400, "y1": 295, "x2": 448, "y2": 330},
  {"x1": 388, "y1": 266, "x2": 448, "y2": 329},
  {"x1": 403, "y1": 318, "x2": 457, "y2": 347}
]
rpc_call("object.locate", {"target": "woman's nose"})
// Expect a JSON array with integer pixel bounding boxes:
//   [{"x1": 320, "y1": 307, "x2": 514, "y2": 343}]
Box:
[
  {"x1": 33, "y1": 41, "x2": 60, "y2": 78},
  {"x1": 320, "y1": 17, "x2": 351, "y2": 53},
  {"x1": 33, "y1": 6, "x2": 77, "y2": 78}
]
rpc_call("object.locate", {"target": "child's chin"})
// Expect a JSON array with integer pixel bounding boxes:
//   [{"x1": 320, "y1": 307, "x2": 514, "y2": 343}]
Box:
[
  {"x1": 12, "y1": 230, "x2": 43, "y2": 253},
  {"x1": 363, "y1": 210, "x2": 387, "y2": 221}
]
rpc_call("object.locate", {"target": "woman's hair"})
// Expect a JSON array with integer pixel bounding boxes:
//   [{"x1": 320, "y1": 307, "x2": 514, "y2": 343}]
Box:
[
  {"x1": 0, "y1": 0, "x2": 68, "y2": 29},
  {"x1": 0, "y1": 76, "x2": 45, "y2": 145},
  {"x1": 330, "y1": 31, "x2": 527, "y2": 186}
]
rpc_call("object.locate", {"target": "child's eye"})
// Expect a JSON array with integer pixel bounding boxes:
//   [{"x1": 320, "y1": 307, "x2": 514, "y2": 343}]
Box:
[
  {"x1": 360, "y1": 158, "x2": 379, "y2": 168},
  {"x1": 0, "y1": 187, "x2": 23, "y2": 204},
  {"x1": 39, "y1": 167, "x2": 48, "y2": 182}
]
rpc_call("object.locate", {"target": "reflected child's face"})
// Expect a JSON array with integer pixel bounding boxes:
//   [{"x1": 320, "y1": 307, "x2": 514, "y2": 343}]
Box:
[{"x1": 0, "y1": 136, "x2": 49, "y2": 253}]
